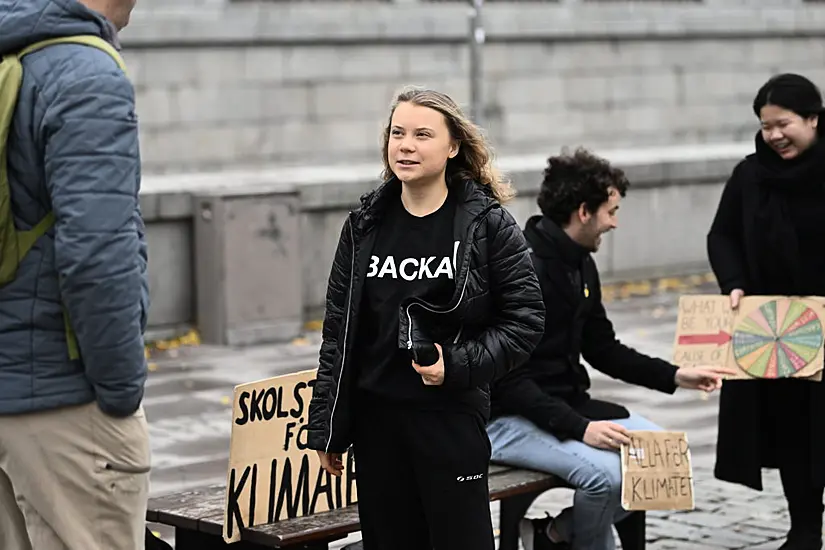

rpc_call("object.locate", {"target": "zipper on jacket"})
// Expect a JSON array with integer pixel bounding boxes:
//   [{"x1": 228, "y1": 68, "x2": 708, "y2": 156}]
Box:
[
  {"x1": 405, "y1": 205, "x2": 496, "y2": 351},
  {"x1": 325, "y1": 215, "x2": 356, "y2": 453}
]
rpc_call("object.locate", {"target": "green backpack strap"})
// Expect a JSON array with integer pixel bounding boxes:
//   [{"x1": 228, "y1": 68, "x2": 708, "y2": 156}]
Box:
[
  {"x1": 0, "y1": 35, "x2": 127, "y2": 362},
  {"x1": 19, "y1": 35, "x2": 127, "y2": 73}
]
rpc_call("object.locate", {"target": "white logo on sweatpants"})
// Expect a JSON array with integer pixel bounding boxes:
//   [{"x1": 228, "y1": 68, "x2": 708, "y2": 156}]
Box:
[{"x1": 456, "y1": 473, "x2": 484, "y2": 482}]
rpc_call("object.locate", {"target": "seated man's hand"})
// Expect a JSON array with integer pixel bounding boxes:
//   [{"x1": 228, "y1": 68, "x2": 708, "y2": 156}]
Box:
[
  {"x1": 583, "y1": 421, "x2": 631, "y2": 450},
  {"x1": 674, "y1": 366, "x2": 736, "y2": 393}
]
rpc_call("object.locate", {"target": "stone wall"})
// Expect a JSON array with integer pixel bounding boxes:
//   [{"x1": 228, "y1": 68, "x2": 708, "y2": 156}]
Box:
[
  {"x1": 121, "y1": 1, "x2": 825, "y2": 174},
  {"x1": 138, "y1": 142, "x2": 750, "y2": 343}
]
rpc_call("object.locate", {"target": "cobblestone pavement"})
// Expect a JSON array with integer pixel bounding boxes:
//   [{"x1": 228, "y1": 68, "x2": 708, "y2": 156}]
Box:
[
  {"x1": 513, "y1": 465, "x2": 790, "y2": 550},
  {"x1": 144, "y1": 281, "x2": 800, "y2": 549}
]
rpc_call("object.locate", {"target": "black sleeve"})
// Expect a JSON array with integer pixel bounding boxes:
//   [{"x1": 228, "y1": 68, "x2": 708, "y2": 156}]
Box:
[
  {"x1": 581, "y1": 270, "x2": 678, "y2": 394},
  {"x1": 707, "y1": 162, "x2": 749, "y2": 294},
  {"x1": 441, "y1": 207, "x2": 546, "y2": 389},
  {"x1": 494, "y1": 370, "x2": 590, "y2": 440},
  {"x1": 307, "y1": 218, "x2": 353, "y2": 451}
]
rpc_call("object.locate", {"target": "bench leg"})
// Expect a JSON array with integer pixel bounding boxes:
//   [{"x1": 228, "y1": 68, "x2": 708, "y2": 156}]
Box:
[
  {"x1": 615, "y1": 511, "x2": 646, "y2": 550},
  {"x1": 175, "y1": 527, "x2": 331, "y2": 549},
  {"x1": 498, "y1": 491, "x2": 542, "y2": 550}
]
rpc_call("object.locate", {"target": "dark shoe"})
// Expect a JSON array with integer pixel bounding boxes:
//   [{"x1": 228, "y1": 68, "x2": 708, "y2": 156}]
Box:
[{"x1": 519, "y1": 514, "x2": 570, "y2": 550}]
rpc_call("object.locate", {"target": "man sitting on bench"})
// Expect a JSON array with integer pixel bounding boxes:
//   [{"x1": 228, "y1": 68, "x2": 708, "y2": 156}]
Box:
[{"x1": 488, "y1": 148, "x2": 731, "y2": 550}]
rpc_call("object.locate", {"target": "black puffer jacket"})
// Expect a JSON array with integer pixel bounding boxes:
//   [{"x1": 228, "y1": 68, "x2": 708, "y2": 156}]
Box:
[{"x1": 307, "y1": 177, "x2": 546, "y2": 454}]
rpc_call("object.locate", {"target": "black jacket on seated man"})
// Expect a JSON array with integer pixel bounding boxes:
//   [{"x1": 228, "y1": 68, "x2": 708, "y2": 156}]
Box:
[{"x1": 490, "y1": 215, "x2": 679, "y2": 441}]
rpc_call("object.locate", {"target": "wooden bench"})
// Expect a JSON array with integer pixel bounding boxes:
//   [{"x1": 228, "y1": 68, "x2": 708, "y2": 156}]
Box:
[{"x1": 146, "y1": 464, "x2": 646, "y2": 549}]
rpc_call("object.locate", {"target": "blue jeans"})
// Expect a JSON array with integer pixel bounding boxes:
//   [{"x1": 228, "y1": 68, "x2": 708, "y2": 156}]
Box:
[{"x1": 487, "y1": 413, "x2": 662, "y2": 550}]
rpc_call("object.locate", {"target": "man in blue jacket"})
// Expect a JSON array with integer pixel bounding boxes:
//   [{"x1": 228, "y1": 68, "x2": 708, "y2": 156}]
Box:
[{"x1": 0, "y1": 1, "x2": 150, "y2": 549}]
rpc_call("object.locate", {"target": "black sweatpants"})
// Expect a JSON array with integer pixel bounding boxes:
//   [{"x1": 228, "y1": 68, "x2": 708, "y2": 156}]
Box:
[{"x1": 352, "y1": 400, "x2": 495, "y2": 550}]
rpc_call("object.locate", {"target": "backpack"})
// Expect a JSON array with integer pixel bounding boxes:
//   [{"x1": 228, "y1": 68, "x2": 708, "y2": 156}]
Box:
[{"x1": 0, "y1": 35, "x2": 127, "y2": 361}]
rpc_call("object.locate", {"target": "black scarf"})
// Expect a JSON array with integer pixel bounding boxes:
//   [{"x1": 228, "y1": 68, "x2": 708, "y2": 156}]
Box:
[{"x1": 751, "y1": 124, "x2": 825, "y2": 290}]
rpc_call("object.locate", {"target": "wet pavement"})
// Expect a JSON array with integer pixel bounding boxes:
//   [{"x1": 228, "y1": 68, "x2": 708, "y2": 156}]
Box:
[{"x1": 144, "y1": 280, "x2": 796, "y2": 549}]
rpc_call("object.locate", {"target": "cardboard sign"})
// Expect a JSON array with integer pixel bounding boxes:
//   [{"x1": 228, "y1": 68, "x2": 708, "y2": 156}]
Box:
[
  {"x1": 620, "y1": 431, "x2": 694, "y2": 511},
  {"x1": 222, "y1": 369, "x2": 357, "y2": 543},
  {"x1": 673, "y1": 295, "x2": 825, "y2": 381}
]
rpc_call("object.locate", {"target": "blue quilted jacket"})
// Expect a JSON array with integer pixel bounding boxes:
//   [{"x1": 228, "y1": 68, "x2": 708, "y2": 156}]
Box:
[{"x1": 0, "y1": 0, "x2": 149, "y2": 417}]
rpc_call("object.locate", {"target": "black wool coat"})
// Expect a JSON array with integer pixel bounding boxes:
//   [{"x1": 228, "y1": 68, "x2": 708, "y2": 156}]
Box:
[{"x1": 707, "y1": 128, "x2": 825, "y2": 490}]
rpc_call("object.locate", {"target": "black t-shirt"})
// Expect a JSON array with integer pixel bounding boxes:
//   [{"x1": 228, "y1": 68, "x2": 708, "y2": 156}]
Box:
[{"x1": 354, "y1": 192, "x2": 458, "y2": 403}]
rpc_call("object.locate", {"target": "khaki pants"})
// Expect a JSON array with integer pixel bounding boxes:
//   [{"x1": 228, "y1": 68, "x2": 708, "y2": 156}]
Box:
[{"x1": 0, "y1": 401, "x2": 151, "y2": 550}]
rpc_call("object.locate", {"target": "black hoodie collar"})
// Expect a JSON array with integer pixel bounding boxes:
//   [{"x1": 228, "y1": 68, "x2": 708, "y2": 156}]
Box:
[
  {"x1": 524, "y1": 215, "x2": 589, "y2": 269},
  {"x1": 352, "y1": 175, "x2": 496, "y2": 235}
]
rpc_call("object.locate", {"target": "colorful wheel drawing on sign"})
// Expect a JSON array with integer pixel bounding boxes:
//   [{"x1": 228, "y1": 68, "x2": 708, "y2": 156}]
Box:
[{"x1": 732, "y1": 300, "x2": 824, "y2": 378}]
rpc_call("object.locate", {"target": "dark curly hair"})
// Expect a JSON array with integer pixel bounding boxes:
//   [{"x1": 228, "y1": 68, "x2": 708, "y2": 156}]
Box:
[{"x1": 537, "y1": 147, "x2": 629, "y2": 227}]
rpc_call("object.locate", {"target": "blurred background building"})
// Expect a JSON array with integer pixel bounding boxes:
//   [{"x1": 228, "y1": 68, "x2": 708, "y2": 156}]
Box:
[
  {"x1": 127, "y1": 0, "x2": 825, "y2": 345},
  {"x1": 122, "y1": 0, "x2": 825, "y2": 174}
]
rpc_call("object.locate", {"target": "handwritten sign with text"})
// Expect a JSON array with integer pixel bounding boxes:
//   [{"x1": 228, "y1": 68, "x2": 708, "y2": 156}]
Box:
[
  {"x1": 672, "y1": 295, "x2": 733, "y2": 370},
  {"x1": 222, "y1": 369, "x2": 357, "y2": 544},
  {"x1": 620, "y1": 431, "x2": 694, "y2": 511},
  {"x1": 673, "y1": 295, "x2": 825, "y2": 381}
]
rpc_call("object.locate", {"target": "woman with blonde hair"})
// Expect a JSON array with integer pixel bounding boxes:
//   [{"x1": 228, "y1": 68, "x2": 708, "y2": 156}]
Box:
[{"x1": 307, "y1": 86, "x2": 546, "y2": 549}]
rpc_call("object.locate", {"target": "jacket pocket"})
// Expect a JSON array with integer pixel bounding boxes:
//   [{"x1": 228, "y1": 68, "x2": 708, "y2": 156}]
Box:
[
  {"x1": 91, "y1": 404, "x2": 152, "y2": 492},
  {"x1": 98, "y1": 460, "x2": 151, "y2": 475}
]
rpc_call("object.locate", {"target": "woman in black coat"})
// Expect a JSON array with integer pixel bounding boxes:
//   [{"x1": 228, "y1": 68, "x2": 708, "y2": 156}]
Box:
[
  {"x1": 707, "y1": 73, "x2": 825, "y2": 550},
  {"x1": 306, "y1": 87, "x2": 546, "y2": 550}
]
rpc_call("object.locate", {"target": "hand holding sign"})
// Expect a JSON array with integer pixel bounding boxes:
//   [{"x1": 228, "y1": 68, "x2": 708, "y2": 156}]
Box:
[
  {"x1": 412, "y1": 342, "x2": 445, "y2": 386},
  {"x1": 730, "y1": 289, "x2": 745, "y2": 309},
  {"x1": 674, "y1": 366, "x2": 736, "y2": 392}
]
